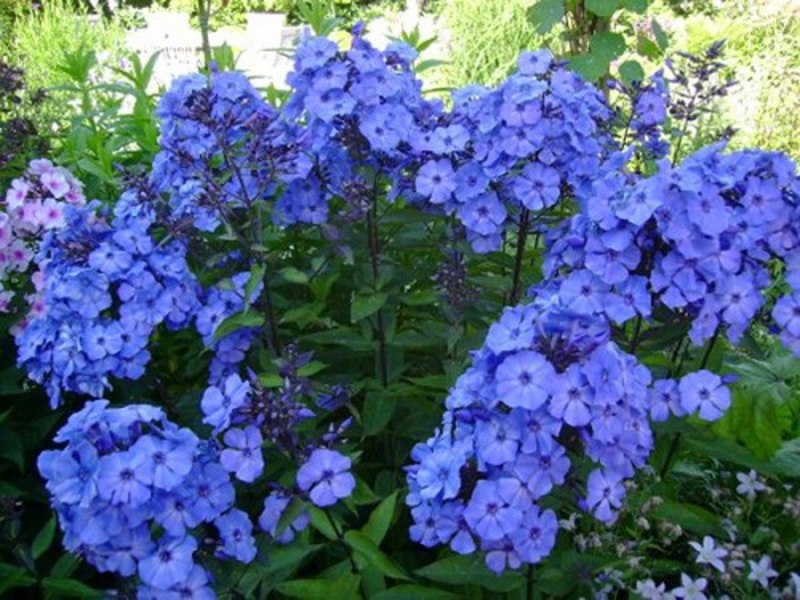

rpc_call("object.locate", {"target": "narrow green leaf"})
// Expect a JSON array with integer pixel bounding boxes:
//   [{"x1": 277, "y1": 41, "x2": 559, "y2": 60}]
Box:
[
  {"x1": 41, "y1": 578, "x2": 105, "y2": 598},
  {"x1": 212, "y1": 311, "x2": 265, "y2": 343},
  {"x1": 0, "y1": 563, "x2": 35, "y2": 595},
  {"x1": 362, "y1": 491, "x2": 398, "y2": 545},
  {"x1": 351, "y1": 293, "x2": 389, "y2": 323},
  {"x1": 651, "y1": 502, "x2": 725, "y2": 537},
  {"x1": 309, "y1": 506, "x2": 337, "y2": 540},
  {"x1": 275, "y1": 579, "x2": 332, "y2": 598},
  {"x1": 344, "y1": 531, "x2": 410, "y2": 580},
  {"x1": 372, "y1": 585, "x2": 459, "y2": 599},
  {"x1": 416, "y1": 554, "x2": 525, "y2": 592},
  {"x1": 280, "y1": 267, "x2": 310, "y2": 284},
  {"x1": 243, "y1": 263, "x2": 266, "y2": 310},
  {"x1": 0, "y1": 427, "x2": 24, "y2": 471},
  {"x1": 652, "y1": 18, "x2": 669, "y2": 51},
  {"x1": 526, "y1": 0, "x2": 565, "y2": 35},
  {"x1": 363, "y1": 391, "x2": 397, "y2": 436},
  {"x1": 32, "y1": 516, "x2": 57, "y2": 560}
]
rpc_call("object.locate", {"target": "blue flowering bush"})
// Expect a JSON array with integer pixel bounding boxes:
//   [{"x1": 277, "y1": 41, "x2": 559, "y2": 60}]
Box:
[{"x1": 2, "y1": 22, "x2": 800, "y2": 599}]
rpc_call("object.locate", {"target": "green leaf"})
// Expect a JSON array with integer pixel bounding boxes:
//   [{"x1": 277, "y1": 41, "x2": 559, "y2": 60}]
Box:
[
  {"x1": 276, "y1": 579, "x2": 336, "y2": 598},
  {"x1": 619, "y1": 60, "x2": 645, "y2": 85},
  {"x1": 362, "y1": 491, "x2": 398, "y2": 545},
  {"x1": 0, "y1": 426, "x2": 24, "y2": 471},
  {"x1": 309, "y1": 506, "x2": 337, "y2": 540},
  {"x1": 212, "y1": 311, "x2": 265, "y2": 343},
  {"x1": 280, "y1": 267, "x2": 310, "y2": 284},
  {"x1": 683, "y1": 436, "x2": 773, "y2": 475},
  {"x1": 237, "y1": 545, "x2": 322, "y2": 596},
  {"x1": 569, "y1": 52, "x2": 611, "y2": 82},
  {"x1": 41, "y1": 578, "x2": 105, "y2": 598},
  {"x1": 415, "y1": 554, "x2": 525, "y2": 592},
  {"x1": 32, "y1": 516, "x2": 56, "y2": 560},
  {"x1": 652, "y1": 18, "x2": 669, "y2": 51},
  {"x1": 651, "y1": 501, "x2": 725, "y2": 537},
  {"x1": 585, "y1": 0, "x2": 618, "y2": 17},
  {"x1": 372, "y1": 585, "x2": 459, "y2": 599},
  {"x1": 243, "y1": 263, "x2": 266, "y2": 309},
  {"x1": 344, "y1": 531, "x2": 410, "y2": 580},
  {"x1": 49, "y1": 554, "x2": 80, "y2": 579},
  {"x1": 351, "y1": 293, "x2": 389, "y2": 323},
  {"x1": 590, "y1": 32, "x2": 626, "y2": 61},
  {"x1": 714, "y1": 386, "x2": 784, "y2": 460},
  {"x1": 526, "y1": 0, "x2": 565, "y2": 34},
  {"x1": 363, "y1": 391, "x2": 397, "y2": 436},
  {"x1": 769, "y1": 439, "x2": 800, "y2": 478},
  {"x1": 637, "y1": 36, "x2": 663, "y2": 60},
  {"x1": 414, "y1": 59, "x2": 447, "y2": 73},
  {"x1": 301, "y1": 328, "x2": 374, "y2": 352},
  {"x1": 400, "y1": 291, "x2": 438, "y2": 306},
  {"x1": 620, "y1": 0, "x2": 648, "y2": 12},
  {"x1": 0, "y1": 563, "x2": 35, "y2": 595}
]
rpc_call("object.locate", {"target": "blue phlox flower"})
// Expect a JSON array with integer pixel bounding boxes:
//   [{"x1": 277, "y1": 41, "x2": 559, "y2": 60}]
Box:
[
  {"x1": 215, "y1": 508, "x2": 257, "y2": 563},
  {"x1": 138, "y1": 535, "x2": 197, "y2": 591},
  {"x1": 296, "y1": 448, "x2": 355, "y2": 507},
  {"x1": 220, "y1": 425, "x2": 264, "y2": 483},
  {"x1": 678, "y1": 370, "x2": 731, "y2": 421}
]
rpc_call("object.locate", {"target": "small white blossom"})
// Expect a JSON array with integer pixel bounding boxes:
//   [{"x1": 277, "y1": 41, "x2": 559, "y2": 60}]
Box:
[
  {"x1": 747, "y1": 555, "x2": 777, "y2": 589},
  {"x1": 689, "y1": 536, "x2": 728, "y2": 573},
  {"x1": 735, "y1": 470, "x2": 766, "y2": 500},
  {"x1": 635, "y1": 579, "x2": 673, "y2": 600},
  {"x1": 672, "y1": 573, "x2": 707, "y2": 600}
]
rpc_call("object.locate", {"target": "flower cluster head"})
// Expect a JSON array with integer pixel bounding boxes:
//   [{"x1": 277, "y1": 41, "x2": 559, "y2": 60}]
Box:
[
  {"x1": 406, "y1": 289, "x2": 662, "y2": 573},
  {"x1": 609, "y1": 69, "x2": 671, "y2": 160},
  {"x1": 153, "y1": 70, "x2": 312, "y2": 232},
  {"x1": 199, "y1": 345, "x2": 355, "y2": 535},
  {"x1": 0, "y1": 159, "x2": 85, "y2": 318},
  {"x1": 400, "y1": 49, "x2": 615, "y2": 252},
  {"x1": 15, "y1": 187, "x2": 201, "y2": 407},
  {"x1": 545, "y1": 144, "x2": 800, "y2": 354},
  {"x1": 280, "y1": 29, "x2": 441, "y2": 227},
  {"x1": 38, "y1": 400, "x2": 249, "y2": 597}
]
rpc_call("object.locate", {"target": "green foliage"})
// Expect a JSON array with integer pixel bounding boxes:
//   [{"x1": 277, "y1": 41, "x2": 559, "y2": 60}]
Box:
[
  {"x1": 4, "y1": 0, "x2": 126, "y2": 96},
  {"x1": 439, "y1": 0, "x2": 552, "y2": 87},
  {"x1": 666, "y1": 1, "x2": 800, "y2": 159}
]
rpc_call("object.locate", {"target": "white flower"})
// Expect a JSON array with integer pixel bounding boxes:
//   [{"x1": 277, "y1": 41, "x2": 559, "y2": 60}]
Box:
[
  {"x1": 635, "y1": 578, "x2": 673, "y2": 600},
  {"x1": 689, "y1": 536, "x2": 728, "y2": 573},
  {"x1": 672, "y1": 573, "x2": 707, "y2": 600},
  {"x1": 735, "y1": 470, "x2": 766, "y2": 500},
  {"x1": 747, "y1": 555, "x2": 777, "y2": 589}
]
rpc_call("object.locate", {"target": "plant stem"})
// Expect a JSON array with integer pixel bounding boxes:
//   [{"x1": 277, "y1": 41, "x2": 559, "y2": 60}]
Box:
[
  {"x1": 367, "y1": 188, "x2": 389, "y2": 388},
  {"x1": 198, "y1": 0, "x2": 212, "y2": 69},
  {"x1": 660, "y1": 329, "x2": 720, "y2": 478},
  {"x1": 509, "y1": 208, "x2": 530, "y2": 305},
  {"x1": 324, "y1": 509, "x2": 360, "y2": 576}
]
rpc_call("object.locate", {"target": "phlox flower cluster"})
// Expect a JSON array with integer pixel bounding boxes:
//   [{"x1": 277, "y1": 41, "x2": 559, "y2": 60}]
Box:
[
  {"x1": 200, "y1": 345, "x2": 355, "y2": 521},
  {"x1": 610, "y1": 70, "x2": 670, "y2": 161},
  {"x1": 15, "y1": 188, "x2": 201, "y2": 407},
  {"x1": 280, "y1": 28, "x2": 441, "y2": 225},
  {"x1": 544, "y1": 144, "x2": 800, "y2": 353},
  {"x1": 402, "y1": 50, "x2": 616, "y2": 253},
  {"x1": 0, "y1": 159, "x2": 85, "y2": 316},
  {"x1": 406, "y1": 287, "x2": 736, "y2": 572},
  {"x1": 407, "y1": 291, "x2": 659, "y2": 573},
  {"x1": 196, "y1": 270, "x2": 263, "y2": 386},
  {"x1": 37, "y1": 400, "x2": 252, "y2": 597},
  {"x1": 153, "y1": 70, "x2": 312, "y2": 232}
]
